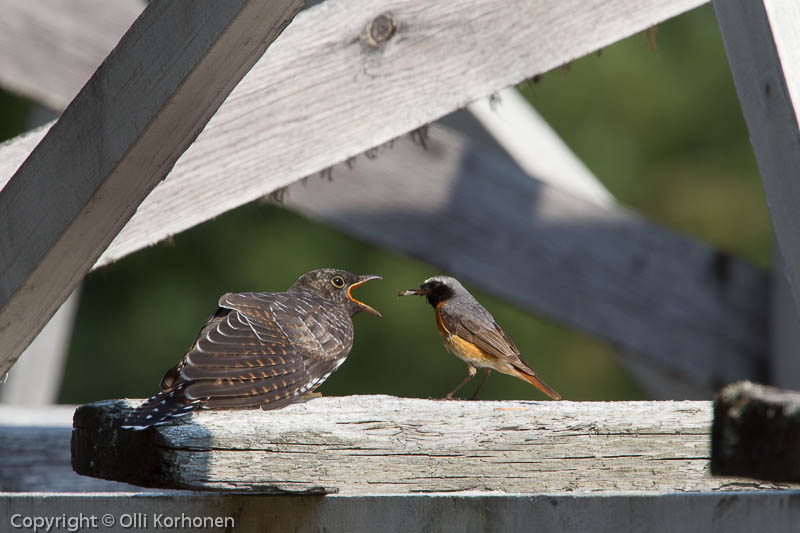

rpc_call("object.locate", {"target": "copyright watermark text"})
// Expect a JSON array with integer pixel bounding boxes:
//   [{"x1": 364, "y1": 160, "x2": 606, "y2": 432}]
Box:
[{"x1": 10, "y1": 512, "x2": 235, "y2": 531}]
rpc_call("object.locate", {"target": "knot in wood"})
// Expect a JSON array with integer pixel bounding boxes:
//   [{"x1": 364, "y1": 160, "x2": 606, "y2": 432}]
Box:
[{"x1": 363, "y1": 13, "x2": 396, "y2": 48}]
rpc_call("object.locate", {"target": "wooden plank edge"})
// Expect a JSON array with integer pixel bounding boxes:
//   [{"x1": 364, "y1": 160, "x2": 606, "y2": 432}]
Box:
[
  {"x1": 0, "y1": 0, "x2": 304, "y2": 376},
  {"x1": 712, "y1": 380, "x2": 800, "y2": 482},
  {"x1": 4, "y1": 490, "x2": 800, "y2": 533},
  {"x1": 70, "y1": 399, "x2": 331, "y2": 495}
]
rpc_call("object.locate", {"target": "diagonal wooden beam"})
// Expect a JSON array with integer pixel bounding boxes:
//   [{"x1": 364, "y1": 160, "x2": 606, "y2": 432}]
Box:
[
  {"x1": 467, "y1": 89, "x2": 615, "y2": 207},
  {"x1": 279, "y1": 125, "x2": 768, "y2": 389},
  {"x1": 461, "y1": 93, "x2": 710, "y2": 398},
  {"x1": 0, "y1": 0, "x2": 144, "y2": 110},
  {"x1": 0, "y1": 0, "x2": 303, "y2": 376},
  {"x1": 713, "y1": 1, "x2": 800, "y2": 310},
  {"x1": 1, "y1": 0, "x2": 707, "y2": 271}
]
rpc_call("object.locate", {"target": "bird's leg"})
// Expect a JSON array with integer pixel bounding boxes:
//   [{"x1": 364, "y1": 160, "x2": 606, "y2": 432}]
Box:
[
  {"x1": 446, "y1": 365, "x2": 477, "y2": 399},
  {"x1": 469, "y1": 368, "x2": 491, "y2": 400}
]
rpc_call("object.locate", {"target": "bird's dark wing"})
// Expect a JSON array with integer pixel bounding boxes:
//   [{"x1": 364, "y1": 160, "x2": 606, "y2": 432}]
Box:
[
  {"x1": 438, "y1": 304, "x2": 561, "y2": 400},
  {"x1": 122, "y1": 292, "x2": 349, "y2": 429},
  {"x1": 439, "y1": 305, "x2": 530, "y2": 368}
]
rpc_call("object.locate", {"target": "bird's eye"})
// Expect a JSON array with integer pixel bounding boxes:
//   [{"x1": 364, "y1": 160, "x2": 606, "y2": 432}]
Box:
[{"x1": 331, "y1": 276, "x2": 345, "y2": 288}]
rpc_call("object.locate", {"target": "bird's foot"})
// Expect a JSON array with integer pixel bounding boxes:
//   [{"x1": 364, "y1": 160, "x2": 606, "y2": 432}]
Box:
[{"x1": 295, "y1": 392, "x2": 323, "y2": 404}]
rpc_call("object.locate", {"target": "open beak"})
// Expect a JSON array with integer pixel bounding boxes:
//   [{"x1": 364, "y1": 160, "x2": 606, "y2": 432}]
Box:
[
  {"x1": 398, "y1": 286, "x2": 427, "y2": 297},
  {"x1": 347, "y1": 275, "x2": 383, "y2": 317}
]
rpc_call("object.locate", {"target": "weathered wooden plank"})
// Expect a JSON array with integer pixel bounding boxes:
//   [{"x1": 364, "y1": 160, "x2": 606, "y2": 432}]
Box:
[
  {"x1": 712, "y1": 381, "x2": 800, "y2": 482},
  {"x1": 0, "y1": 0, "x2": 144, "y2": 109},
  {"x1": 0, "y1": 406, "x2": 156, "y2": 492},
  {"x1": 4, "y1": 491, "x2": 800, "y2": 533},
  {"x1": 713, "y1": 1, "x2": 800, "y2": 311},
  {"x1": 279, "y1": 125, "x2": 768, "y2": 389},
  {"x1": 71, "y1": 396, "x2": 795, "y2": 494},
  {"x1": 0, "y1": 0, "x2": 705, "y2": 269},
  {"x1": 94, "y1": 0, "x2": 706, "y2": 269},
  {"x1": 0, "y1": 0, "x2": 304, "y2": 376}
]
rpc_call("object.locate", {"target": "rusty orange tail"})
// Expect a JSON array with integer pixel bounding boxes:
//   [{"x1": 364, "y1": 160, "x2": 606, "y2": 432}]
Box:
[{"x1": 520, "y1": 371, "x2": 562, "y2": 400}]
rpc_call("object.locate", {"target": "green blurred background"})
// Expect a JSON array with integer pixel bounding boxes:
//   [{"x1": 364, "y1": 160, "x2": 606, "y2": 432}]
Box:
[{"x1": 1, "y1": 4, "x2": 770, "y2": 404}]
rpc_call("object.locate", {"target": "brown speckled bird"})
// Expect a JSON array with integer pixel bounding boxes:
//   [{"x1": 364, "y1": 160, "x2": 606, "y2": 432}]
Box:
[
  {"x1": 122, "y1": 269, "x2": 381, "y2": 429},
  {"x1": 400, "y1": 276, "x2": 561, "y2": 401}
]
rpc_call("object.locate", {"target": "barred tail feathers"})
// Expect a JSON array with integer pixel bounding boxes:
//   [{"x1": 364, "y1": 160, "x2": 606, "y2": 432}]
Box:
[{"x1": 121, "y1": 384, "x2": 200, "y2": 430}]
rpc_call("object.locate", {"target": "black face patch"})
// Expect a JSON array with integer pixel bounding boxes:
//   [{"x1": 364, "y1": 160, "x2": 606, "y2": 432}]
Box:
[{"x1": 423, "y1": 280, "x2": 455, "y2": 307}]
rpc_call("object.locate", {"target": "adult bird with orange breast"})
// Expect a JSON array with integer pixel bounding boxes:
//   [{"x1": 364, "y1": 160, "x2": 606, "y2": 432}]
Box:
[
  {"x1": 122, "y1": 269, "x2": 382, "y2": 429},
  {"x1": 399, "y1": 276, "x2": 561, "y2": 401}
]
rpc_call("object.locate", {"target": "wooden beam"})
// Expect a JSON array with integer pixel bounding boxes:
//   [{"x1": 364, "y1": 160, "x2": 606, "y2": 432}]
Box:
[
  {"x1": 713, "y1": 1, "x2": 800, "y2": 310},
  {"x1": 72, "y1": 396, "x2": 796, "y2": 494},
  {"x1": 0, "y1": 405, "x2": 155, "y2": 491},
  {"x1": 712, "y1": 381, "x2": 800, "y2": 482},
  {"x1": 467, "y1": 89, "x2": 615, "y2": 207},
  {"x1": 279, "y1": 125, "x2": 768, "y2": 389},
  {"x1": 0, "y1": 0, "x2": 144, "y2": 109},
  {"x1": 0, "y1": 289, "x2": 79, "y2": 405},
  {"x1": 460, "y1": 94, "x2": 709, "y2": 398},
  {"x1": 0, "y1": 0, "x2": 707, "y2": 270},
  {"x1": 0, "y1": 0, "x2": 303, "y2": 376},
  {"x1": 6, "y1": 492, "x2": 800, "y2": 532}
]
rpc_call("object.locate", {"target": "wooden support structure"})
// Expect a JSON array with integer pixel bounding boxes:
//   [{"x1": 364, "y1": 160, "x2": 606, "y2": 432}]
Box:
[
  {"x1": 0, "y1": 0, "x2": 707, "y2": 270},
  {"x1": 6, "y1": 491, "x2": 800, "y2": 532},
  {"x1": 713, "y1": 1, "x2": 800, "y2": 311},
  {"x1": 72, "y1": 396, "x2": 797, "y2": 494},
  {"x1": 0, "y1": 290, "x2": 79, "y2": 405},
  {"x1": 456, "y1": 95, "x2": 709, "y2": 399},
  {"x1": 466, "y1": 89, "x2": 614, "y2": 207},
  {"x1": 1, "y1": 402, "x2": 797, "y2": 530},
  {"x1": 712, "y1": 381, "x2": 800, "y2": 482},
  {"x1": 279, "y1": 125, "x2": 768, "y2": 391},
  {"x1": 0, "y1": 0, "x2": 304, "y2": 376},
  {"x1": 0, "y1": 0, "x2": 144, "y2": 110},
  {"x1": 0, "y1": 406, "x2": 152, "y2": 492}
]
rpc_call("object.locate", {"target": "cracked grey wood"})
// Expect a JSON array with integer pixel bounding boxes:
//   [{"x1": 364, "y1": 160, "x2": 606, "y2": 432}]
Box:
[
  {"x1": 0, "y1": 0, "x2": 303, "y2": 376},
  {"x1": 71, "y1": 396, "x2": 796, "y2": 494},
  {"x1": 280, "y1": 125, "x2": 767, "y2": 390},
  {"x1": 0, "y1": 0, "x2": 706, "y2": 271}
]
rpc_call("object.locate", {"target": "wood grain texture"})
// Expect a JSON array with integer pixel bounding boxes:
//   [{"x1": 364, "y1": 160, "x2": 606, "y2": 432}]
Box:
[
  {"x1": 714, "y1": 1, "x2": 800, "y2": 309},
  {"x1": 0, "y1": 0, "x2": 304, "y2": 376},
  {"x1": 280, "y1": 125, "x2": 768, "y2": 389},
  {"x1": 0, "y1": 0, "x2": 144, "y2": 109},
  {"x1": 712, "y1": 381, "x2": 800, "y2": 482},
  {"x1": 94, "y1": 0, "x2": 705, "y2": 268},
  {"x1": 71, "y1": 395, "x2": 798, "y2": 494},
  {"x1": 0, "y1": 0, "x2": 706, "y2": 270}
]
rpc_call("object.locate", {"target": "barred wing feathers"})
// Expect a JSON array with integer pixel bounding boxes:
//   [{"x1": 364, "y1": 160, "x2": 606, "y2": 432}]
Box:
[{"x1": 122, "y1": 291, "x2": 353, "y2": 429}]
